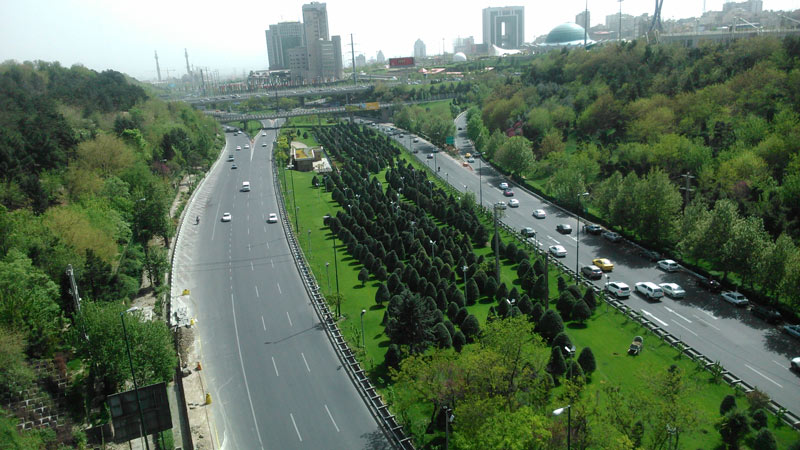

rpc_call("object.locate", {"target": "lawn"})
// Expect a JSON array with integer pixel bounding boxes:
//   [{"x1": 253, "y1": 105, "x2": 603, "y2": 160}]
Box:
[{"x1": 278, "y1": 125, "x2": 800, "y2": 448}]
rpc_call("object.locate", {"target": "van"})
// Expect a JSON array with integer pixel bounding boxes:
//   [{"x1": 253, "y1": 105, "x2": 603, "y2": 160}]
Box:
[
  {"x1": 241, "y1": 181, "x2": 251, "y2": 192},
  {"x1": 635, "y1": 282, "x2": 663, "y2": 300}
]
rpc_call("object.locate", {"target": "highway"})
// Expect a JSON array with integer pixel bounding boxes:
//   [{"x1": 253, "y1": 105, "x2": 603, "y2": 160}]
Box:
[
  {"x1": 183, "y1": 83, "x2": 379, "y2": 105},
  {"x1": 181, "y1": 121, "x2": 388, "y2": 449},
  {"x1": 364, "y1": 113, "x2": 800, "y2": 417}
]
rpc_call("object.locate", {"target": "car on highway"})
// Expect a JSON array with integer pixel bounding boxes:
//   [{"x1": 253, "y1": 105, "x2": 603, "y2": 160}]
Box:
[
  {"x1": 592, "y1": 258, "x2": 614, "y2": 271},
  {"x1": 503, "y1": 189, "x2": 514, "y2": 197},
  {"x1": 426, "y1": 153, "x2": 434, "y2": 159},
  {"x1": 602, "y1": 231, "x2": 622, "y2": 243},
  {"x1": 521, "y1": 227, "x2": 536, "y2": 237},
  {"x1": 783, "y1": 324, "x2": 800, "y2": 339},
  {"x1": 532, "y1": 209, "x2": 546, "y2": 219},
  {"x1": 657, "y1": 259, "x2": 680, "y2": 272},
  {"x1": 467, "y1": 157, "x2": 475, "y2": 163},
  {"x1": 549, "y1": 245, "x2": 567, "y2": 257},
  {"x1": 581, "y1": 265, "x2": 603, "y2": 280},
  {"x1": 605, "y1": 281, "x2": 631, "y2": 298},
  {"x1": 244, "y1": 144, "x2": 250, "y2": 149},
  {"x1": 635, "y1": 282, "x2": 664, "y2": 300},
  {"x1": 413, "y1": 138, "x2": 419, "y2": 143},
  {"x1": 231, "y1": 163, "x2": 237, "y2": 169},
  {"x1": 236, "y1": 145, "x2": 241, "y2": 151},
  {"x1": 721, "y1": 291, "x2": 749, "y2": 306},
  {"x1": 659, "y1": 283, "x2": 685, "y2": 299},
  {"x1": 268, "y1": 213, "x2": 278, "y2": 223},
  {"x1": 221, "y1": 212, "x2": 232, "y2": 222},
  {"x1": 227, "y1": 155, "x2": 234, "y2": 161},
  {"x1": 751, "y1": 305, "x2": 782, "y2": 324},
  {"x1": 495, "y1": 201, "x2": 507, "y2": 210},
  {"x1": 791, "y1": 357, "x2": 800, "y2": 372},
  {"x1": 697, "y1": 277, "x2": 722, "y2": 292},
  {"x1": 262, "y1": 143, "x2": 267, "y2": 147},
  {"x1": 509, "y1": 199, "x2": 520, "y2": 207},
  {"x1": 556, "y1": 224, "x2": 572, "y2": 234},
  {"x1": 583, "y1": 224, "x2": 603, "y2": 235},
  {"x1": 499, "y1": 182, "x2": 509, "y2": 190},
  {"x1": 262, "y1": 132, "x2": 267, "y2": 136}
]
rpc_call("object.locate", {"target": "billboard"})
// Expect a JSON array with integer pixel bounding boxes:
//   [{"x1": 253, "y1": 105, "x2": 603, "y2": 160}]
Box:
[
  {"x1": 389, "y1": 57, "x2": 415, "y2": 67},
  {"x1": 364, "y1": 102, "x2": 380, "y2": 111}
]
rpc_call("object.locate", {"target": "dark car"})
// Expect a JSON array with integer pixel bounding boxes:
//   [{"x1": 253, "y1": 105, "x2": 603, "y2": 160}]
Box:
[
  {"x1": 503, "y1": 189, "x2": 514, "y2": 197},
  {"x1": 603, "y1": 231, "x2": 623, "y2": 243},
  {"x1": 556, "y1": 224, "x2": 572, "y2": 234},
  {"x1": 752, "y1": 305, "x2": 782, "y2": 324},
  {"x1": 638, "y1": 249, "x2": 662, "y2": 261},
  {"x1": 697, "y1": 277, "x2": 722, "y2": 292},
  {"x1": 581, "y1": 265, "x2": 603, "y2": 280},
  {"x1": 583, "y1": 224, "x2": 603, "y2": 235}
]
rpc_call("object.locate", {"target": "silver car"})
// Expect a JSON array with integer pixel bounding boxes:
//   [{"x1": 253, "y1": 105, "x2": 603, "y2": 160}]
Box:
[
  {"x1": 659, "y1": 283, "x2": 685, "y2": 299},
  {"x1": 721, "y1": 291, "x2": 748, "y2": 306}
]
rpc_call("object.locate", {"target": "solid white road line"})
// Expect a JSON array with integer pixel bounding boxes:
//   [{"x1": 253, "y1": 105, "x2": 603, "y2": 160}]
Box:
[
  {"x1": 664, "y1": 306, "x2": 692, "y2": 323},
  {"x1": 745, "y1": 364, "x2": 783, "y2": 388},
  {"x1": 324, "y1": 405, "x2": 340, "y2": 432},
  {"x1": 271, "y1": 356, "x2": 279, "y2": 377},
  {"x1": 641, "y1": 309, "x2": 669, "y2": 327},
  {"x1": 286, "y1": 312, "x2": 293, "y2": 327},
  {"x1": 671, "y1": 319, "x2": 698, "y2": 336},
  {"x1": 277, "y1": 283, "x2": 282, "y2": 294},
  {"x1": 290, "y1": 413, "x2": 302, "y2": 441},
  {"x1": 773, "y1": 360, "x2": 786, "y2": 369},
  {"x1": 262, "y1": 316, "x2": 266, "y2": 331},
  {"x1": 230, "y1": 293, "x2": 265, "y2": 448},
  {"x1": 255, "y1": 286, "x2": 259, "y2": 298},
  {"x1": 301, "y1": 353, "x2": 311, "y2": 372},
  {"x1": 693, "y1": 315, "x2": 721, "y2": 331}
]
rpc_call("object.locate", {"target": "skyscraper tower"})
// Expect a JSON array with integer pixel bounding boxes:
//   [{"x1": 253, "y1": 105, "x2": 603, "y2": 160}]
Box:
[
  {"x1": 154, "y1": 50, "x2": 162, "y2": 82},
  {"x1": 482, "y1": 6, "x2": 525, "y2": 49}
]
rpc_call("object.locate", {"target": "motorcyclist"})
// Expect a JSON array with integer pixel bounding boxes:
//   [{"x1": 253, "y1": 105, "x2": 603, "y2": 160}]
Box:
[{"x1": 196, "y1": 216, "x2": 200, "y2": 225}]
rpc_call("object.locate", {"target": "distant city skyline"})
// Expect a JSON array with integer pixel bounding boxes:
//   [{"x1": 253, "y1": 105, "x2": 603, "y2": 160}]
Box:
[{"x1": 2, "y1": 0, "x2": 798, "y2": 81}]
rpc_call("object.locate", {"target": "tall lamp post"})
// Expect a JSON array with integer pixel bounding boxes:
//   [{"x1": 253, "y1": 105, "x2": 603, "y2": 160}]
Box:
[
  {"x1": 360, "y1": 309, "x2": 366, "y2": 348},
  {"x1": 462, "y1": 265, "x2": 469, "y2": 301},
  {"x1": 120, "y1": 307, "x2": 150, "y2": 450},
  {"x1": 553, "y1": 404, "x2": 572, "y2": 450},
  {"x1": 288, "y1": 164, "x2": 298, "y2": 232},
  {"x1": 324, "y1": 215, "x2": 341, "y2": 317},
  {"x1": 443, "y1": 406, "x2": 454, "y2": 450},
  {"x1": 575, "y1": 192, "x2": 589, "y2": 278},
  {"x1": 618, "y1": 0, "x2": 624, "y2": 41},
  {"x1": 325, "y1": 262, "x2": 330, "y2": 291},
  {"x1": 429, "y1": 240, "x2": 436, "y2": 261}
]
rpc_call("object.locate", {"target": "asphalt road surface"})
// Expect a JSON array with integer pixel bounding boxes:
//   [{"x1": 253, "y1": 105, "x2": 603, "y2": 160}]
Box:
[
  {"x1": 362, "y1": 113, "x2": 800, "y2": 417},
  {"x1": 184, "y1": 121, "x2": 389, "y2": 449}
]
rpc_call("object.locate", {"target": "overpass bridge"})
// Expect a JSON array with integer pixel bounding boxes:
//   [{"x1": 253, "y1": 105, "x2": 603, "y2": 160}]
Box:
[
  {"x1": 183, "y1": 82, "x2": 398, "y2": 105},
  {"x1": 205, "y1": 97, "x2": 453, "y2": 124}
]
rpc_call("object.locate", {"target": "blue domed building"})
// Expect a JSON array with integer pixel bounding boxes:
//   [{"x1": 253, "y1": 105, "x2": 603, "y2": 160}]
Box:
[{"x1": 543, "y1": 22, "x2": 592, "y2": 47}]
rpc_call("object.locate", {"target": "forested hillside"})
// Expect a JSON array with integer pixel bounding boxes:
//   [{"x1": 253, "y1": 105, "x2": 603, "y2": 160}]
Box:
[
  {"x1": 0, "y1": 60, "x2": 220, "y2": 447},
  {"x1": 467, "y1": 36, "x2": 800, "y2": 309}
]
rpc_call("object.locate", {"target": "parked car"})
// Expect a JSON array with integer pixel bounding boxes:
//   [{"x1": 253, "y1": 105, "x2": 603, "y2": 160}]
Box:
[
  {"x1": 581, "y1": 265, "x2": 603, "y2": 280},
  {"x1": 791, "y1": 357, "x2": 800, "y2": 372},
  {"x1": 549, "y1": 245, "x2": 567, "y2": 257},
  {"x1": 697, "y1": 277, "x2": 722, "y2": 292},
  {"x1": 603, "y1": 231, "x2": 622, "y2": 242},
  {"x1": 521, "y1": 227, "x2": 536, "y2": 237},
  {"x1": 605, "y1": 281, "x2": 631, "y2": 299},
  {"x1": 657, "y1": 259, "x2": 680, "y2": 272},
  {"x1": 721, "y1": 291, "x2": 749, "y2": 306},
  {"x1": 532, "y1": 209, "x2": 546, "y2": 219},
  {"x1": 659, "y1": 283, "x2": 685, "y2": 299},
  {"x1": 221, "y1": 212, "x2": 232, "y2": 222},
  {"x1": 583, "y1": 224, "x2": 603, "y2": 235},
  {"x1": 499, "y1": 182, "x2": 509, "y2": 190},
  {"x1": 556, "y1": 224, "x2": 572, "y2": 234},
  {"x1": 639, "y1": 249, "x2": 662, "y2": 261},
  {"x1": 784, "y1": 324, "x2": 800, "y2": 339},
  {"x1": 752, "y1": 305, "x2": 782, "y2": 324},
  {"x1": 509, "y1": 199, "x2": 520, "y2": 207},
  {"x1": 635, "y1": 282, "x2": 664, "y2": 300},
  {"x1": 592, "y1": 258, "x2": 614, "y2": 272}
]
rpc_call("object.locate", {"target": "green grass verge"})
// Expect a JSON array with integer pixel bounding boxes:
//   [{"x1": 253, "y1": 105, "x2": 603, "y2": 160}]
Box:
[{"x1": 278, "y1": 125, "x2": 799, "y2": 448}]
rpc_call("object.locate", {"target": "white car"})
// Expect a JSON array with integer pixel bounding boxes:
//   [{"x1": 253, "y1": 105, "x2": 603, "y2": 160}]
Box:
[
  {"x1": 495, "y1": 201, "x2": 507, "y2": 210},
  {"x1": 549, "y1": 245, "x2": 567, "y2": 257},
  {"x1": 262, "y1": 132, "x2": 267, "y2": 136},
  {"x1": 268, "y1": 213, "x2": 278, "y2": 223},
  {"x1": 721, "y1": 291, "x2": 749, "y2": 306},
  {"x1": 221, "y1": 212, "x2": 232, "y2": 222},
  {"x1": 657, "y1": 259, "x2": 680, "y2": 272},
  {"x1": 509, "y1": 199, "x2": 520, "y2": 208},
  {"x1": 467, "y1": 157, "x2": 475, "y2": 163},
  {"x1": 236, "y1": 145, "x2": 241, "y2": 151},
  {"x1": 659, "y1": 283, "x2": 685, "y2": 299},
  {"x1": 244, "y1": 144, "x2": 250, "y2": 149},
  {"x1": 532, "y1": 209, "x2": 546, "y2": 219},
  {"x1": 499, "y1": 182, "x2": 509, "y2": 190},
  {"x1": 791, "y1": 357, "x2": 800, "y2": 372},
  {"x1": 605, "y1": 281, "x2": 631, "y2": 299},
  {"x1": 262, "y1": 143, "x2": 267, "y2": 147}
]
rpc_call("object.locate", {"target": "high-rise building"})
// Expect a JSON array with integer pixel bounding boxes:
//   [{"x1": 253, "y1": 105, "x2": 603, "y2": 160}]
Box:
[
  {"x1": 355, "y1": 54, "x2": 366, "y2": 67},
  {"x1": 576, "y1": 11, "x2": 590, "y2": 31},
  {"x1": 303, "y1": 1, "x2": 329, "y2": 76},
  {"x1": 482, "y1": 6, "x2": 525, "y2": 49},
  {"x1": 414, "y1": 39, "x2": 426, "y2": 58},
  {"x1": 453, "y1": 36, "x2": 476, "y2": 55},
  {"x1": 266, "y1": 21, "x2": 304, "y2": 70},
  {"x1": 376, "y1": 50, "x2": 385, "y2": 63},
  {"x1": 332, "y1": 35, "x2": 343, "y2": 79}
]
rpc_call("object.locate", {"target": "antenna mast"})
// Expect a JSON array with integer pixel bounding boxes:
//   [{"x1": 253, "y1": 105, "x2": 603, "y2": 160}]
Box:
[
  {"x1": 185, "y1": 48, "x2": 192, "y2": 76},
  {"x1": 154, "y1": 50, "x2": 162, "y2": 82}
]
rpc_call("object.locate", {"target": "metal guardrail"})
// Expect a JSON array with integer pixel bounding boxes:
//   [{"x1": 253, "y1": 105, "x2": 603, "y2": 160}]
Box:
[
  {"x1": 404, "y1": 126, "x2": 800, "y2": 431},
  {"x1": 270, "y1": 154, "x2": 413, "y2": 449}
]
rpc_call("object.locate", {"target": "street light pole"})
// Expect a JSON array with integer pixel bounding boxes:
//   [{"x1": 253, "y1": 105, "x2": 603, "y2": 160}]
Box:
[
  {"x1": 289, "y1": 164, "x2": 298, "y2": 232},
  {"x1": 443, "y1": 406, "x2": 454, "y2": 450},
  {"x1": 326, "y1": 262, "x2": 330, "y2": 291},
  {"x1": 120, "y1": 307, "x2": 150, "y2": 450},
  {"x1": 360, "y1": 309, "x2": 366, "y2": 348},
  {"x1": 553, "y1": 404, "x2": 572, "y2": 450},
  {"x1": 462, "y1": 265, "x2": 468, "y2": 301}
]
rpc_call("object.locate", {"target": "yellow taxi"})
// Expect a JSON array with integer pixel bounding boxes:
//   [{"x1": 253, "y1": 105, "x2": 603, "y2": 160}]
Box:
[
  {"x1": 592, "y1": 258, "x2": 614, "y2": 272},
  {"x1": 465, "y1": 153, "x2": 472, "y2": 158}
]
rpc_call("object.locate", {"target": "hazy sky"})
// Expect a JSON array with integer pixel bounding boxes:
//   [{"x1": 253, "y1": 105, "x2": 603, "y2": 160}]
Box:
[{"x1": 2, "y1": 0, "x2": 798, "y2": 81}]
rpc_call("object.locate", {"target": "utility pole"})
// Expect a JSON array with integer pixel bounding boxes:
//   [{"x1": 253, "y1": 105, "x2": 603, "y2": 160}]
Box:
[
  {"x1": 618, "y1": 0, "x2": 624, "y2": 41},
  {"x1": 493, "y1": 205, "x2": 501, "y2": 281},
  {"x1": 184, "y1": 48, "x2": 192, "y2": 77},
  {"x1": 350, "y1": 34, "x2": 357, "y2": 86},
  {"x1": 584, "y1": 0, "x2": 589, "y2": 46},
  {"x1": 154, "y1": 51, "x2": 162, "y2": 82},
  {"x1": 680, "y1": 172, "x2": 695, "y2": 208}
]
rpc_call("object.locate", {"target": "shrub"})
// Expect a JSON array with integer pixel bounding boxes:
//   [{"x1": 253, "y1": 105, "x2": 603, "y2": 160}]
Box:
[
  {"x1": 578, "y1": 347, "x2": 596, "y2": 374},
  {"x1": 452, "y1": 330, "x2": 466, "y2": 351},
  {"x1": 547, "y1": 345, "x2": 567, "y2": 377},
  {"x1": 753, "y1": 428, "x2": 777, "y2": 450},
  {"x1": 460, "y1": 315, "x2": 480, "y2": 341},
  {"x1": 537, "y1": 310, "x2": 564, "y2": 343},
  {"x1": 720, "y1": 394, "x2": 737, "y2": 416}
]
